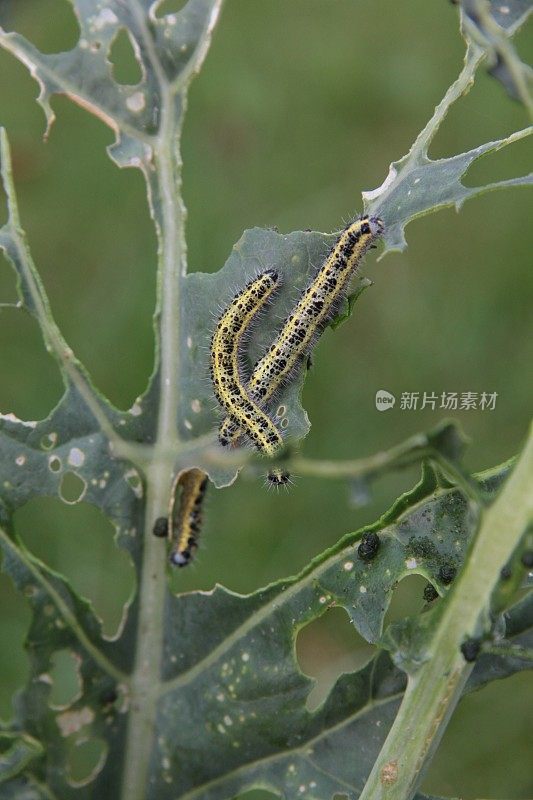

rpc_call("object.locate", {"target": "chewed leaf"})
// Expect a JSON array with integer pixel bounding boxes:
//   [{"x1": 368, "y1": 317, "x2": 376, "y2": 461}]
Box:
[
  {"x1": 0, "y1": 732, "x2": 43, "y2": 783},
  {"x1": 0, "y1": 0, "x2": 222, "y2": 146},
  {"x1": 143, "y1": 464, "x2": 527, "y2": 800},
  {"x1": 0, "y1": 460, "x2": 512, "y2": 800},
  {"x1": 329, "y1": 277, "x2": 373, "y2": 331},
  {"x1": 1, "y1": 2, "x2": 531, "y2": 796},
  {"x1": 365, "y1": 125, "x2": 532, "y2": 253},
  {"x1": 460, "y1": 0, "x2": 533, "y2": 106},
  {"x1": 0, "y1": 527, "x2": 131, "y2": 797},
  {"x1": 362, "y1": 2, "x2": 533, "y2": 254},
  {"x1": 1, "y1": 425, "x2": 531, "y2": 798},
  {"x1": 0, "y1": 384, "x2": 147, "y2": 570},
  {"x1": 180, "y1": 227, "x2": 374, "y2": 486},
  {"x1": 460, "y1": 0, "x2": 532, "y2": 34},
  {"x1": 0, "y1": 777, "x2": 48, "y2": 799}
]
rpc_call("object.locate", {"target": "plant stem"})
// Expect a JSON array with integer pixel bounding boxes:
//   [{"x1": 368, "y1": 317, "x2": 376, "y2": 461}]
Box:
[
  {"x1": 120, "y1": 3, "x2": 224, "y2": 791},
  {"x1": 119, "y1": 464, "x2": 172, "y2": 800},
  {"x1": 120, "y1": 90, "x2": 186, "y2": 798},
  {"x1": 358, "y1": 424, "x2": 533, "y2": 800}
]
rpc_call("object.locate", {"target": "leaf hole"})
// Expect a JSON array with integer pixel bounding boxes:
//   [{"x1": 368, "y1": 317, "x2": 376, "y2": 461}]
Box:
[
  {"x1": 109, "y1": 28, "x2": 143, "y2": 85},
  {"x1": 296, "y1": 606, "x2": 376, "y2": 711},
  {"x1": 48, "y1": 456, "x2": 62, "y2": 473},
  {"x1": 0, "y1": 573, "x2": 31, "y2": 720},
  {"x1": 3, "y1": 0, "x2": 80, "y2": 53},
  {"x1": 0, "y1": 308, "x2": 63, "y2": 420},
  {"x1": 12, "y1": 95, "x2": 157, "y2": 410},
  {"x1": 125, "y1": 468, "x2": 143, "y2": 497},
  {"x1": 463, "y1": 135, "x2": 532, "y2": 188},
  {"x1": 15, "y1": 497, "x2": 135, "y2": 638},
  {"x1": 280, "y1": 417, "x2": 289, "y2": 429},
  {"x1": 49, "y1": 649, "x2": 82, "y2": 709},
  {"x1": 155, "y1": 0, "x2": 188, "y2": 17},
  {"x1": 59, "y1": 472, "x2": 87, "y2": 504},
  {"x1": 67, "y1": 736, "x2": 107, "y2": 787},
  {"x1": 40, "y1": 432, "x2": 58, "y2": 450},
  {"x1": 0, "y1": 250, "x2": 19, "y2": 305},
  {"x1": 234, "y1": 792, "x2": 279, "y2": 800},
  {"x1": 275, "y1": 405, "x2": 287, "y2": 418},
  {"x1": 383, "y1": 573, "x2": 428, "y2": 629}
]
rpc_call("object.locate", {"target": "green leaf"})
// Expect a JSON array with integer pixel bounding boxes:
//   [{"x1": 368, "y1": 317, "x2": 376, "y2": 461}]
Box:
[
  {"x1": 362, "y1": 2, "x2": 533, "y2": 253},
  {"x1": 329, "y1": 277, "x2": 373, "y2": 331},
  {"x1": 460, "y1": 0, "x2": 533, "y2": 107},
  {"x1": 364, "y1": 119, "x2": 532, "y2": 254},
  {"x1": 0, "y1": 777, "x2": 49, "y2": 800},
  {"x1": 0, "y1": 732, "x2": 43, "y2": 784},
  {"x1": 0, "y1": 383, "x2": 146, "y2": 564},
  {"x1": 1, "y1": 3, "x2": 532, "y2": 798},
  {"x1": 180, "y1": 228, "x2": 372, "y2": 485},
  {"x1": 1, "y1": 458, "x2": 529, "y2": 799},
  {"x1": 0, "y1": 0, "x2": 222, "y2": 151}
]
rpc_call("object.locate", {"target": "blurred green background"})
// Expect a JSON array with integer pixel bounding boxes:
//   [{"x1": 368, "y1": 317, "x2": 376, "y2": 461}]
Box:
[{"x1": 0, "y1": 0, "x2": 532, "y2": 796}]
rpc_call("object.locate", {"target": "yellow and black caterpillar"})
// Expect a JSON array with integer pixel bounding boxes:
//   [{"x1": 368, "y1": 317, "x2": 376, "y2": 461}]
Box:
[
  {"x1": 210, "y1": 270, "x2": 283, "y2": 457},
  {"x1": 169, "y1": 468, "x2": 209, "y2": 567},
  {"x1": 217, "y1": 215, "x2": 384, "y2": 451}
]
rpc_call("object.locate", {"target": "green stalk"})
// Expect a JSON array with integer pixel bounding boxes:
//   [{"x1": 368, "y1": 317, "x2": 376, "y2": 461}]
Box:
[
  {"x1": 120, "y1": 88, "x2": 187, "y2": 799},
  {"x1": 359, "y1": 424, "x2": 533, "y2": 800},
  {"x1": 120, "y1": 4, "x2": 223, "y2": 794}
]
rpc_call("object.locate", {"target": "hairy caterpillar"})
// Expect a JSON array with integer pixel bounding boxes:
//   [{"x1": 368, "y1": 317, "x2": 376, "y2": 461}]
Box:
[
  {"x1": 169, "y1": 468, "x2": 209, "y2": 567},
  {"x1": 219, "y1": 215, "x2": 384, "y2": 449},
  {"x1": 266, "y1": 467, "x2": 291, "y2": 488},
  {"x1": 210, "y1": 270, "x2": 283, "y2": 456}
]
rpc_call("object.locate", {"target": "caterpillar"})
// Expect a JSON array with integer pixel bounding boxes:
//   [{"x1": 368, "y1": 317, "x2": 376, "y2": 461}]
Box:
[
  {"x1": 210, "y1": 270, "x2": 283, "y2": 457},
  {"x1": 266, "y1": 467, "x2": 291, "y2": 488},
  {"x1": 219, "y1": 215, "x2": 384, "y2": 449},
  {"x1": 169, "y1": 468, "x2": 209, "y2": 567}
]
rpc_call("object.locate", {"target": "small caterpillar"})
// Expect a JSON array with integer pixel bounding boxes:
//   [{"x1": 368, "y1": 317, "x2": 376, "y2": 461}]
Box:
[
  {"x1": 210, "y1": 270, "x2": 283, "y2": 456},
  {"x1": 266, "y1": 467, "x2": 291, "y2": 488},
  {"x1": 219, "y1": 215, "x2": 384, "y2": 449},
  {"x1": 169, "y1": 468, "x2": 208, "y2": 567}
]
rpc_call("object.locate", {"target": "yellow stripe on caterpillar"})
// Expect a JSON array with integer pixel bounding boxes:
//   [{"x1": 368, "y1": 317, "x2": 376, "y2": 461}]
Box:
[
  {"x1": 169, "y1": 468, "x2": 208, "y2": 567},
  {"x1": 219, "y1": 215, "x2": 384, "y2": 448},
  {"x1": 210, "y1": 270, "x2": 283, "y2": 457}
]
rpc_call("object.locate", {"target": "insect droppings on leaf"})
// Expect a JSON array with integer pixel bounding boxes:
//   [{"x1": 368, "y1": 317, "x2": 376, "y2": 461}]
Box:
[
  {"x1": 499, "y1": 564, "x2": 512, "y2": 580},
  {"x1": 357, "y1": 531, "x2": 380, "y2": 562},
  {"x1": 423, "y1": 583, "x2": 439, "y2": 602},
  {"x1": 152, "y1": 517, "x2": 169, "y2": 538},
  {"x1": 460, "y1": 638, "x2": 481, "y2": 663},
  {"x1": 438, "y1": 564, "x2": 457, "y2": 585}
]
